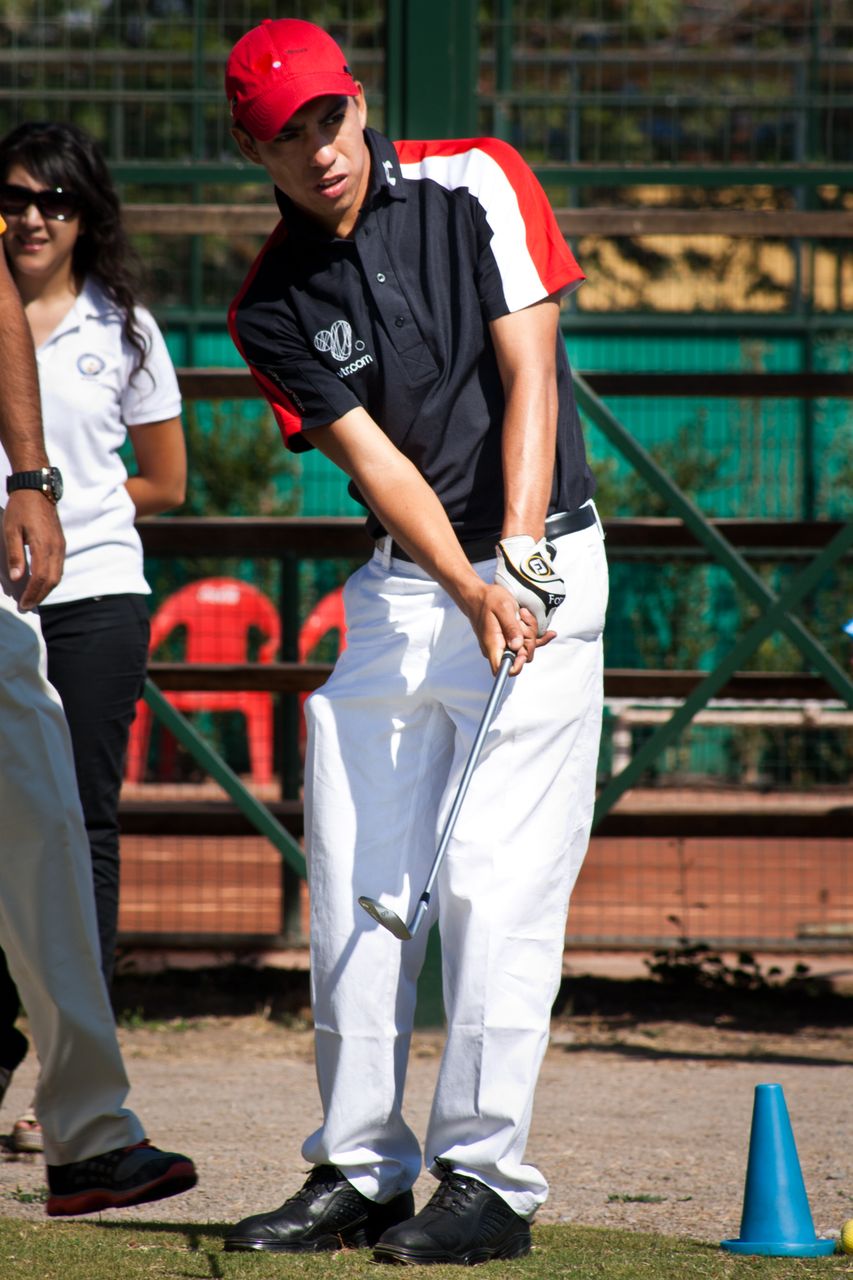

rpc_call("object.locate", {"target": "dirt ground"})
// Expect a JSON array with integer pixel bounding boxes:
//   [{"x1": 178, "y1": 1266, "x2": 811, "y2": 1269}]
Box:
[{"x1": 1, "y1": 975, "x2": 851, "y2": 1249}]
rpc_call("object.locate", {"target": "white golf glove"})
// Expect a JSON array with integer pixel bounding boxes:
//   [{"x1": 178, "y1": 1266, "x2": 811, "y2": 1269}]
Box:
[{"x1": 495, "y1": 535, "x2": 566, "y2": 636}]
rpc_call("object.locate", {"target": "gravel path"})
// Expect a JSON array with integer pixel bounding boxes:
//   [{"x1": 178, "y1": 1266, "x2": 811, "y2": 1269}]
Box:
[{"x1": 1, "y1": 1012, "x2": 850, "y2": 1246}]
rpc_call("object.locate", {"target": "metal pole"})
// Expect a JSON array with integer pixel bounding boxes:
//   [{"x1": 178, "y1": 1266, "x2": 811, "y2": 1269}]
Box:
[
  {"x1": 385, "y1": 0, "x2": 477, "y2": 139},
  {"x1": 493, "y1": 0, "x2": 513, "y2": 141},
  {"x1": 278, "y1": 552, "x2": 304, "y2": 941}
]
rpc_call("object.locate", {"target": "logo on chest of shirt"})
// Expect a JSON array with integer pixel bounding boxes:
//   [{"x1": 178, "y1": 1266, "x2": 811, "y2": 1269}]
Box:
[
  {"x1": 77, "y1": 353, "x2": 106, "y2": 377},
  {"x1": 313, "y1": 318, "x2": 373, "y2": 380}
]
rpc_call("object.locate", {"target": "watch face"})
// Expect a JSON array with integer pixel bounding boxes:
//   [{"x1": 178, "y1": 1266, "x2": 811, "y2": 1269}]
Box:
[{"x1": 48, "y1": 467, "x2": 63, "y2": 501}]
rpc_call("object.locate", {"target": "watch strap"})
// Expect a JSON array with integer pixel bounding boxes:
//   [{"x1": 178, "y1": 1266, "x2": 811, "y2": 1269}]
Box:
[{"x1": 6, "y1": 467, "x2": 62, "y2": 503}]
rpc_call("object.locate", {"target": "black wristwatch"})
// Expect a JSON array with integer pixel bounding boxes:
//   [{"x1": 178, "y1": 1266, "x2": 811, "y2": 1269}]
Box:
[{"x1": 6, "y1": 466, "x2": 63, "y2": 504}]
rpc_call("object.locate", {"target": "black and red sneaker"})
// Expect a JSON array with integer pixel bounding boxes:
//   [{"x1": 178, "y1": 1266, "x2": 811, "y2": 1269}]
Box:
[{"x1": 46, "y1": 1139, "x2": 197, "y2": 1217}]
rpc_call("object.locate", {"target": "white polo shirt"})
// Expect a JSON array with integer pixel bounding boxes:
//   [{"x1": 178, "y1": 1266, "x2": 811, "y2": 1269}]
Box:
[{"x1": 0, "y1": 277, "x2": 182, "y2": 604}]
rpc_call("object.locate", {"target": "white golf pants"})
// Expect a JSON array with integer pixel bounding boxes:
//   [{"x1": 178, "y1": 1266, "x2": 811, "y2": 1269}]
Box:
[
  {"x1": 0, "y1": 508, "x2": 143, "y2": 1164},
  {"x1": 302, "y1": 513, "x2": 607, "y2": 1219}
]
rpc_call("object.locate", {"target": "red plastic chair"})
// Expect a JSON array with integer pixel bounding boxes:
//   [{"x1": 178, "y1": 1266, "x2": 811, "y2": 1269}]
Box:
[
  {"x1": 298, "y1": 586, "x2": 347, "y2": 664},
  {"x1": 126, "y1": 577, "x2": 280, "y2": 783},
  {"x1": 297, "y1": 586, "x2": 347, "y2": 747}
]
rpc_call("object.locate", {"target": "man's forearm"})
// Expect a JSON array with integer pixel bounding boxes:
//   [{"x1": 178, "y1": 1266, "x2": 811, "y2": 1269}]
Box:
[
  {"x1": 499, "y1": 373, "x2": 557, "y2": 540},
  {"x1": 310, "y1": 409, "x2": 534, "y2": 673},
  {"x1": 0, "y1": 267, "x2": 46, "y2": 470},
  {"x1": 313, "y1": 412, "x2": 478, "y2": 604},
  {"x1": 490, "y1": 299, "x2": 560, "y2": 540},
  {"x1": 0, "y1": 255, "x2": 65, "y2": 607}
]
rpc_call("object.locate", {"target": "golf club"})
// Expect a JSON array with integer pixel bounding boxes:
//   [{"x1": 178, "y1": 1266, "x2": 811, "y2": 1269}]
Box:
[{"x1": 358, "y1": 648, "x2": 516, "y2": 941}]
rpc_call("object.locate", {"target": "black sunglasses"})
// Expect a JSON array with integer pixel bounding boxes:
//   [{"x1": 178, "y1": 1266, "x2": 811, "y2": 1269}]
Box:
[{"x1": 0, "y1": 182, "x2": 81, "y2": 221}]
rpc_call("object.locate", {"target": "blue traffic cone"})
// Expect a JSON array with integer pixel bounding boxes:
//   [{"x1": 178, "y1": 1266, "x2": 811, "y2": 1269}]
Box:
[{"x1": 721, "y1": 1083, "x2": 835, "y2": 1256}]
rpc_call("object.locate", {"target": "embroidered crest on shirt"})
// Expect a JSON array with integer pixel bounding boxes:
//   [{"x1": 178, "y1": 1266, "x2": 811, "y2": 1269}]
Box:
[
  {"x1": 77, "y1": 353, "x2": 106, "y2": 377},
  {"x1": 314, "y1": 319, "x2": 352, "y2": 361},
  {"x1": 313, "y1": 319, "x2": 373, "y2": 380}
]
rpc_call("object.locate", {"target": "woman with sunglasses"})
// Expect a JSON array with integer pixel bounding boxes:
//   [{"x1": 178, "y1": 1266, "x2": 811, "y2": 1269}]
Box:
[{"x1": 0, "y1": 121, "x2": 186, "y2": 1153}]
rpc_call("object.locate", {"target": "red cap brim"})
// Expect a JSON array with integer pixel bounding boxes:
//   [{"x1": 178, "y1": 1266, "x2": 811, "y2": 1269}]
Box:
[{"x1": 234, "y1": 72, "x2": 359, "y2": 141}]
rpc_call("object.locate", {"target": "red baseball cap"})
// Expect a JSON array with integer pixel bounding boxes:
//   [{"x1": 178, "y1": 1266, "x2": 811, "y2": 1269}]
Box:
[{"x1": 226, "y1": 19, "x2": 359, "y2": 141}]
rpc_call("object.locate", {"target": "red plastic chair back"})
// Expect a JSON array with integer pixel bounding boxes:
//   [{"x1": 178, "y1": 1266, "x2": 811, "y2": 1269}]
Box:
[
  {"x1": 125, "y1": 577, "x2": 280, "y2": 783},
  {"x1": 298, "y1": 586, "x2": 347, "y2": 663},
  {"x1": 297, "y1": 587, "x2": 347, "y2": 747}
]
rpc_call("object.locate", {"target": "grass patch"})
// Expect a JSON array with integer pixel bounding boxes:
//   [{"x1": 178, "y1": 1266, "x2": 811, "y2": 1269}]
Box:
[
  {"x1": 0, "y1": 1220, "x2": 847, "y2": 1279},
  {"x1": 5, "y1": 1187, "x2": 48, "y2": 1205},
  {"x1": 115, "y1": 1006, "x2": 197, "y2": 1032}
]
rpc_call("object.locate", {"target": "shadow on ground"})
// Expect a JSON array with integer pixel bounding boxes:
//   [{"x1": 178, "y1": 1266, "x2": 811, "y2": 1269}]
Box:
[
  {"x1": 109, "y1": 961, "x2": 853, "y2": 1040},
  {"x1": 112, "y1": 963, "x2": 312, "y2": 1025},
  {"x1": 555, "y1": 972, "x2": 853, "y2": 1033}
]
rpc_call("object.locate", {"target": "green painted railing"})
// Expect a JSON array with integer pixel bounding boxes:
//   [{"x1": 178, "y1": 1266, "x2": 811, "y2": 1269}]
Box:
[{"x1": 141, "y1": 680, "x2": 305, "y2": 880}]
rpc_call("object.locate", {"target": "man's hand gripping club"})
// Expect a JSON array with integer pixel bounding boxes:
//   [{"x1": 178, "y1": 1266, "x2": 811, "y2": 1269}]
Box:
[{"x1": 495, "y1": 535, "x2": 566, "y2": 637}]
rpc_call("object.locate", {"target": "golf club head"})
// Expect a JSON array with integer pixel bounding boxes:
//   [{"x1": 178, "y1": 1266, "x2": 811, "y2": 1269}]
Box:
[{"x1": 358, "y1": 895, "x2": 412, "y2": 940}]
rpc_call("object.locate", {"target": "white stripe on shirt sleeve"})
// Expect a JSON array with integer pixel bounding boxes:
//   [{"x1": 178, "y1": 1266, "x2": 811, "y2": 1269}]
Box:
[{"x1": 399, "y1": 148, "x2": 554, "y2": 313}]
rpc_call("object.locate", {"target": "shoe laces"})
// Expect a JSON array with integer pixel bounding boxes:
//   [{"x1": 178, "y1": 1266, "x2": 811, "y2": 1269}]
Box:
[
  {"x1": 292, "y1": 1164, "x2": 342, "y2": 1203},
  {"x1": 429, "y1": 1162, "x2": 483, "y2": 1216}
]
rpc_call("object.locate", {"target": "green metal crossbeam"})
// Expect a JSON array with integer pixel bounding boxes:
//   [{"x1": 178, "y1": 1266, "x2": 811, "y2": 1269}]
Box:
[
  {"x1": 140, "y1": 678, "x2": 306, "y2": 879},
  {"x1": 573, "y1": 370, "x2": 853, "y2": 824},
  {"x1": 592, "y1": 520, "x2": 853, "y2": 825}
]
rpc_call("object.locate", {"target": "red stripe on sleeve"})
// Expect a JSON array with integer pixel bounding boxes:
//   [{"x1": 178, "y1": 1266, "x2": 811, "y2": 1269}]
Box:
[
  {"x1": 394, "y1": 137, "x2": 583, "y2": 300},
  {"x1": 227, "y1": 224, "x2": 305, "y2": 448}
]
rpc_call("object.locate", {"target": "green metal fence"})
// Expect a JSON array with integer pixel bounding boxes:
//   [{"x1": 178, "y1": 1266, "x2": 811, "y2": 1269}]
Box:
[
  {"x1": 3, "y1": 1, "x2": 850, "y2": 515},
  {"x1": 2, "y1": 2, "x2": 851, "y2": 954},
  {"x1": 3, "y1": 5, "x2": 850, "y2": 317}
]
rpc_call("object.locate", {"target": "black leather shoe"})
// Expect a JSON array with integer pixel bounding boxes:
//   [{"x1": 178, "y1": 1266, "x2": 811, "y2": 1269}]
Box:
[
  {"x1": 224, "y1": 1164, "x2": 415, "y2": 1253},
  {"x1": 373, "y1": 1162, "x2": 531, "y2": 1265}
]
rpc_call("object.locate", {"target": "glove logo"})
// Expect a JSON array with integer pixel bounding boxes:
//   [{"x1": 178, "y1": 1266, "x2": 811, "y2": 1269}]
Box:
[{"x1": 525, "y1": 553, "x2": 554, "y2": 580}]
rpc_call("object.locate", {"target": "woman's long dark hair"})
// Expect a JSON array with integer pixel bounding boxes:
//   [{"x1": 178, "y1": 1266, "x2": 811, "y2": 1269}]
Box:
[{"x1": 0, "y1": 121, "x2": 148, "y2": 372}]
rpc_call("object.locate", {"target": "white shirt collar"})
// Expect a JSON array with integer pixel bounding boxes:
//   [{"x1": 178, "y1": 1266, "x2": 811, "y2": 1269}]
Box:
[{"x1": 42, "y1": 277, "x2": 122, "y2": 347}]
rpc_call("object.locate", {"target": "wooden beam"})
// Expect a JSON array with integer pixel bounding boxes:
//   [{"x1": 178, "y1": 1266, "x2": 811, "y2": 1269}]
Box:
[
  {"x1": 603, "y1": 669, "x2": 841, "y2": 701},
  {"x1": 135, "y1": 515, "x2": 850, "y2": 558},
  {"x1": 143, "y1": 662, "x2": 841, "y2": 702},
  {"x1": 593, "y1": 810, "x2": 853, "y2": 838},
  {"x1": 555, "y1": 209, "x2": 853, "y2": 238},
  {"x1": 174, "y1": 368, "x2": 853, "y2": 402},
  {"x1": 581, "y1": 372, "x2": 853, "y2": 398},
  {"x1": 116, "y1": 798, "x2": 851, "y2": 840},
  {"x1": 136, "y1": 516, "x2": 373, "y2": 557},
  {"x1": 119, "y1": 799, "x2": 304, "y2": 837},
  {"x1": 601, "y1": 518, "x2": 849, "y2": 553},
  {"x1": 147, "y1": 661, "x2": 333, "y2": 693},
  {"x1": 124, "y1": 204, "x2": 279, "y2": 235},
  {"x1": 123, "y1": 204, "x2": 853, "y2": 239}
]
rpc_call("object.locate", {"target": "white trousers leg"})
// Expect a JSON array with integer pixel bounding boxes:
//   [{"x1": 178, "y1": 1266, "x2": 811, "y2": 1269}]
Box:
[
  {"x1": 0, "y1": 511, "x2": 143, "y2": 1164},
  {"x1": 303, "y1": 518, "x2": 607, "y2": 1216}
]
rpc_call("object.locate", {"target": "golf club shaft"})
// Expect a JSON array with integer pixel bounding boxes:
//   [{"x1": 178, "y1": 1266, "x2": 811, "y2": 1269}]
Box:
[{"x1": 406, "y1": 648, "x2": 515, "y2": 936}]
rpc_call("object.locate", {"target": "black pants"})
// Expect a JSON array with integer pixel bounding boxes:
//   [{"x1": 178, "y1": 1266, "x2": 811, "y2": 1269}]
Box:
[
  {"x1": 40, "y1": 593, "x2": 150, "y2": 984},
  {"x1": 0, "y1": 954, "x2": 27, "y2": 1073}
]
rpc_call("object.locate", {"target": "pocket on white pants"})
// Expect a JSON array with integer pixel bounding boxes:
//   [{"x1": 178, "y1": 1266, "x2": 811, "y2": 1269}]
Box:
[{"x1": 551, "y1": 525, "x2": 608, "y2": 640}]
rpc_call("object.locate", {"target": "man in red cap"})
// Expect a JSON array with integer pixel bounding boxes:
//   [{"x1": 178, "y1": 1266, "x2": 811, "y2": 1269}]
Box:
[{"x1": 224, "y1": 17, "x2": 607, "y2": 1266}]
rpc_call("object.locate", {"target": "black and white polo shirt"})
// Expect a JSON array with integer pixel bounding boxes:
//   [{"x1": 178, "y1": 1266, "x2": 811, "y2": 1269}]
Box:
[{"x1": 229, "y1": 128, "x2": 594, "y2": 539}]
